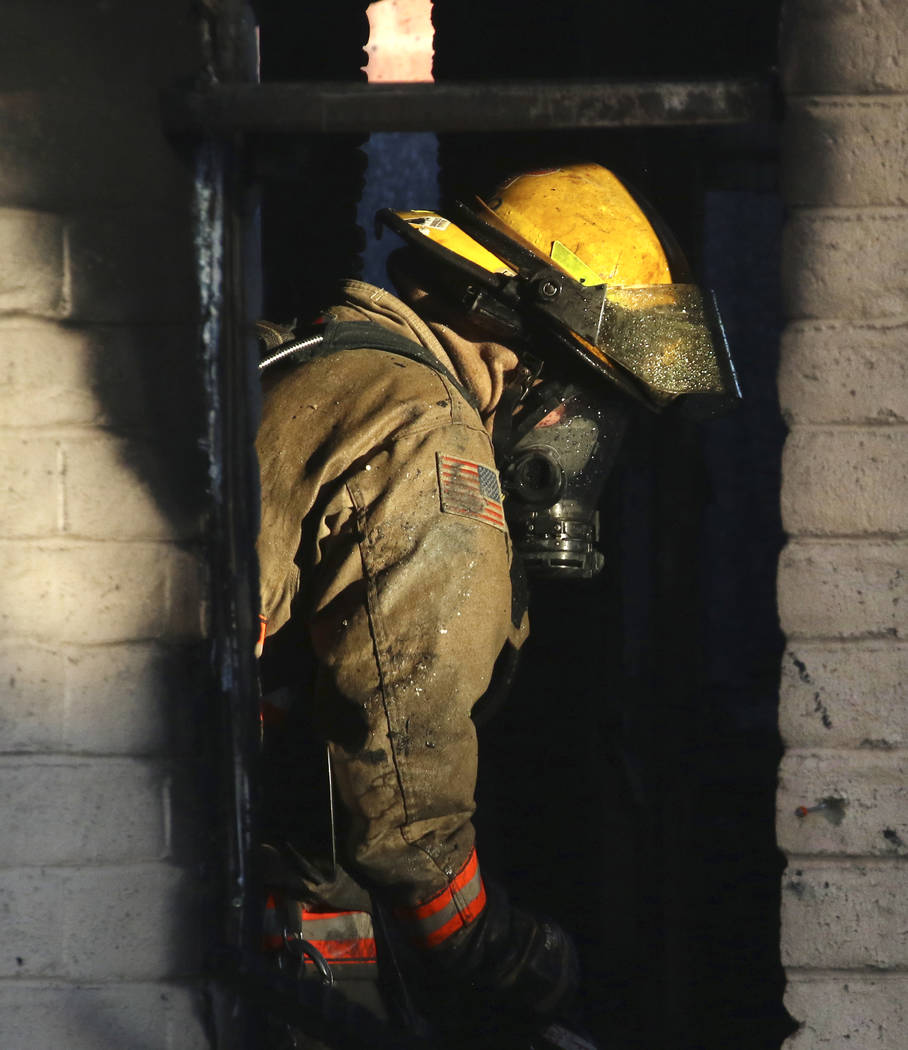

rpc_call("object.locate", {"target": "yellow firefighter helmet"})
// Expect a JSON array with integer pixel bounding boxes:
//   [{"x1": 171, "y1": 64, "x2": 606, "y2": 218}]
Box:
[{"x1": 379, "y1": 163, "x2": 738, "y2": 414}]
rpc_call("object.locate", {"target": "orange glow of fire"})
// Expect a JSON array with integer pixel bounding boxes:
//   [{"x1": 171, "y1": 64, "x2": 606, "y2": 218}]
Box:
[{"x1": 365, "y1": 0, "x2": 434, "y2": 83}]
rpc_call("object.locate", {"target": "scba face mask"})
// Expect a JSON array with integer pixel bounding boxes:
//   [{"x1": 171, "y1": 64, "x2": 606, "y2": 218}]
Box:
[{"x1": 498, "y1": 379, "x2": 630, "y2": 580}]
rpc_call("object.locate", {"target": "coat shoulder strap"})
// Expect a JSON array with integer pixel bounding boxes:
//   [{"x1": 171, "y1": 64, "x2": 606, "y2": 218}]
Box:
[{"x1": 259, "y1": 319, "x2": 479, "y2": 411}]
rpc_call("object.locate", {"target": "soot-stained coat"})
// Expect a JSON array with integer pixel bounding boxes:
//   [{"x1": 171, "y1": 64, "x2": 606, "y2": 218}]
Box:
[{"x1": 256, "y1": 280, "x2": 528, "y2": 917}]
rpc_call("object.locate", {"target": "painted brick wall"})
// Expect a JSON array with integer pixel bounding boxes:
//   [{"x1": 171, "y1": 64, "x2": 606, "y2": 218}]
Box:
[
  {"x1": 777, "y1": 1, "x2": 908, "y2": 1046},
  {"x1": 0, "y1": 3, "x2": 212, "y2": 1047}
]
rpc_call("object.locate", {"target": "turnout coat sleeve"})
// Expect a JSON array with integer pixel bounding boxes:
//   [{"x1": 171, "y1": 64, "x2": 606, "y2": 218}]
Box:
[{"x1": 257, "y1": 344, "x2": 527, "y2": 914}]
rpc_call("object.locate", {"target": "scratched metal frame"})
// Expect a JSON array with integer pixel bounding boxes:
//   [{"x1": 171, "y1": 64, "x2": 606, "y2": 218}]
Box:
[{"x1": 165, "y1": 77, "x2": 772, "y2": 134}]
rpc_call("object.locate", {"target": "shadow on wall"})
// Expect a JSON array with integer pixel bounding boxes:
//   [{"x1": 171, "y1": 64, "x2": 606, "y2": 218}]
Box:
[
  {"x1": 71, "y1": 261, "x2": 216, "y2": 864},
  {"x1": 0, "y1": 5, "x2": 257, "y2": 1049},
  {"x1": 3, "y1": 982, "x2": 211, "y2": 1050},
  {"x1": 77, "y1": 320, "x2": 210, "y2": 538}
]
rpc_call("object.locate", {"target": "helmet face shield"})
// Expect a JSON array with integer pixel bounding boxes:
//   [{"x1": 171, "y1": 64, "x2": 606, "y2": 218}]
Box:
[{"x1": 552, "y1": 281, "x2": 738, "y2": 408}]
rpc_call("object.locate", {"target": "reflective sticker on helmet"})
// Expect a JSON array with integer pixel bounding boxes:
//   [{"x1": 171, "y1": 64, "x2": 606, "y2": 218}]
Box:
[
  {"x1": 395, "y1": 209, "x2": 516, "y2": 275},
  {"x1": 551, "y1": 241, "x2": 605, "y2": 287},
  {"x1": 409, "y1": 215, "x2": 450, "y2": 232},
  {"x1": 437, "y1": 453, "x2": 506, "y2": 532}
]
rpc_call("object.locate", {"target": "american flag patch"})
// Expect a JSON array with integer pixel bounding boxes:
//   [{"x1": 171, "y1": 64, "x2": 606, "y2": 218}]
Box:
[{"x1": 436, "y1": 453, "x2": 506, "y2": 532}]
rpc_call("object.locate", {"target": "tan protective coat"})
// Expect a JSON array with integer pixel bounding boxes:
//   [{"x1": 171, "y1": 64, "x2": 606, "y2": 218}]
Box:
[{"x1": 257, "y1": 281, "x2": 527, "y2": 907}]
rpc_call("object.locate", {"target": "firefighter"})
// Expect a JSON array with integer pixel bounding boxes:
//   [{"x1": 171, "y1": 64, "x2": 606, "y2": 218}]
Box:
[{"x1": 255, "y1": 163, "x2": 737, "y2": 1047}]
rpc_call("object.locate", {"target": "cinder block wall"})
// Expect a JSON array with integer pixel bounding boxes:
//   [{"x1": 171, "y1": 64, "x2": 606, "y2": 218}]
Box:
[
  {"x1": 777, "y1": 1, "x2": 908, "y2": 1046},
  {"x1": 0, "y1": 3, "x2": 212, "y2": 1047}
]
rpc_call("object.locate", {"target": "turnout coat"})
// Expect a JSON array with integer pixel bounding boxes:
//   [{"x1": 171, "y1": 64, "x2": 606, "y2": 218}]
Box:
[{"x1": 256, "y1": 280, "x2": 528, "y2": 949}]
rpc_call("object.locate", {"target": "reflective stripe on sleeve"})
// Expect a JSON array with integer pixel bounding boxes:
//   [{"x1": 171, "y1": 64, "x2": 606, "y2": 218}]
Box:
[{"x1": 392, "y1": 847, "x2": 487, "y2": 949}]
